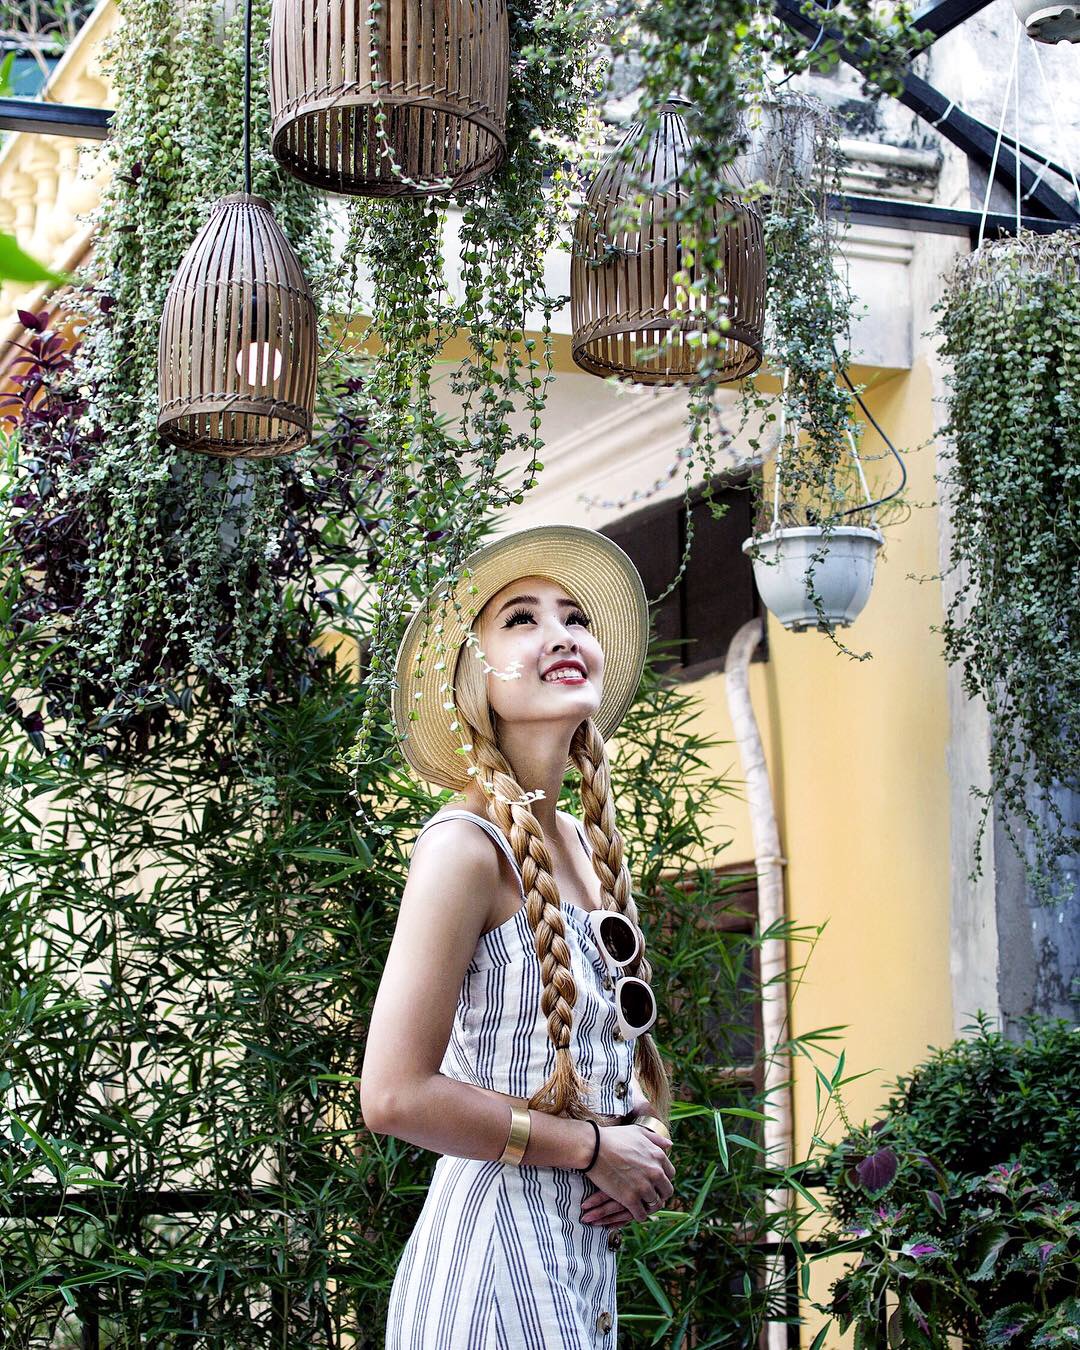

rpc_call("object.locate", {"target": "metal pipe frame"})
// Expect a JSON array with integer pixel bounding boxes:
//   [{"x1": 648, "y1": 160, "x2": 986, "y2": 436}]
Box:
[
  {"x1": 772, "y1": 0, "x2": 1080, "y2": 225},
  {"x1": 0, "y1": 95, "x2": 110, "y2": 138}
]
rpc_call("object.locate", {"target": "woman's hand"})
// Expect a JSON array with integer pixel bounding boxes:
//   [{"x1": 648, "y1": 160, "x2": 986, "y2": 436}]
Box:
[{"x1": 579, "y1": 1123, "x2": 674, "y2": 1225}]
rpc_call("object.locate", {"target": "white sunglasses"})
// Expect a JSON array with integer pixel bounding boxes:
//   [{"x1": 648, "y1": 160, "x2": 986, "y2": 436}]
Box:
[{"x1": 586, "y1": 910, "x2": 657, "y2": 1041}]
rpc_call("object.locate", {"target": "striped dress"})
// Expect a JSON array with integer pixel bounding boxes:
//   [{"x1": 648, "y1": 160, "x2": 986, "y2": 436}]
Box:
[{"x1": 384, "y1": 808, "x2": 637, "y2": 1349}]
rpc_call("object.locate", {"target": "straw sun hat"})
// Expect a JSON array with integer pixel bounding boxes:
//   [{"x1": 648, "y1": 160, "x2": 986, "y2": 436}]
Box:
[{"x1": 391, "y1": 525, "x2": 650, "y2": 792}]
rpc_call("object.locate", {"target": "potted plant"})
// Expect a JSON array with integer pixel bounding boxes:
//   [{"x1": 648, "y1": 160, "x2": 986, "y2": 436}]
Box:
[
  {"x1": 737, "y1": 92, "x2": 904, "y2": 645},
  {"x1": 804, "y1": 1013, "x2": 1080, "y2": 1348}
]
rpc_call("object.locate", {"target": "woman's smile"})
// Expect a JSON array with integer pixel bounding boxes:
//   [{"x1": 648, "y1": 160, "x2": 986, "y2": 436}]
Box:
[{"x1": 541, "y1": 658, "x2": 589, "y2": 685}]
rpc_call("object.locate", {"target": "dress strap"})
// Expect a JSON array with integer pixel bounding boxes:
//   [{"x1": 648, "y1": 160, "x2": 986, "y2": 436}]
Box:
[
  {"x1": 415, "y1": 810, "x2": 526, "y2": 901},
  {"x1": 559, "y1": 809, "x2": 593, "y2": 861}
]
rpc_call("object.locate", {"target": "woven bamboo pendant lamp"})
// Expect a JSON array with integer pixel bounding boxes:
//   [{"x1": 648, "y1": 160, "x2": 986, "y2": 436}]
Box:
[
  {"x1": 157, "y1": 3, "x2": 317, "y2": 457},
  {"x1": 157, "y1": 195, "x2": 318, "y2": 457},
  {"x1": 571, "y1": 98, "x2": 766, "y2": 386},
  {"x1": 269, "y1": 0, "x2": 509, "y2": 196}
]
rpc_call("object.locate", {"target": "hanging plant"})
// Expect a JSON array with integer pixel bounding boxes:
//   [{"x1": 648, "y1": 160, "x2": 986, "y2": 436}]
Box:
[
  {"x1": 934, "y1": 229, "x2": 1080, "y2": 905},
  {"x1": 0, "y1": 0, "x2": 341, "y2": 748},
  {"x1": 736, "y1": 91, "x2": 907, "y2": 656},
  {"x1": 0, "y1": 307, "x2": 406, "y2": 755},
  {"x1": 522, "y1": 6, "x2": 921, "y2": 632},
  {"x1": 339, "y1": 0, "x2": 607, "y2": 802}
]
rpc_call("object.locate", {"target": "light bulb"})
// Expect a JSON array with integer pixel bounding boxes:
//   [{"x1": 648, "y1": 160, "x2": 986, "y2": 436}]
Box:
[{"x1": 236, "y1": 341, "x2": 283, "y2": 385}]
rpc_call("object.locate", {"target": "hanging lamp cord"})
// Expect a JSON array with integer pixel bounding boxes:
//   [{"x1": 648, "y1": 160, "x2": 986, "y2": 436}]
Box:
[{"x1": 243, "y1": 0, "x2": 253, "y2": 195}]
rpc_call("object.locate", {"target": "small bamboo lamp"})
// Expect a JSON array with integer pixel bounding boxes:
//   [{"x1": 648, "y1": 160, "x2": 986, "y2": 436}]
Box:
[
  {"x1": 157, "y1": 1, "x2": 318, "y2": 458},
  {"x1": 571, "y1": 98, "x2": 766, "y2": 386},
  {"x1": 157, "y1": 194, "x2": 318, "y2": 458},
  {"x1": 268, "y1": 0, "x2": 509, "y2": 197}
]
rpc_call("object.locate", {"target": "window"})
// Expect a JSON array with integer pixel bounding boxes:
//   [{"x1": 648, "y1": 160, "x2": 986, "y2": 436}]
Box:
[{"x1": 601, "y1": 473, "x2": 766, "y2": 678}]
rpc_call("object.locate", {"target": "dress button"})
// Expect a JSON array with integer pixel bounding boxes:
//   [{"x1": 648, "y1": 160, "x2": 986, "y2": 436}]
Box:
[
  {"x1": 602, "y1": 974, "x2": 614, "y2": 991},
  {"x1": 607, "y1": 1228, "x2": 622, "y2": 1251},
  {"x1": 596, "y1": 1310, "x2": 613, "y2": 1333},
  {"x1": 613, "y1": 1079, "x2": 627, "y2": 1098}
]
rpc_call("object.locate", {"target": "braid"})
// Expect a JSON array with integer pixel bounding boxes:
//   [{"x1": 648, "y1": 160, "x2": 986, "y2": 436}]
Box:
[
  {"x1": 467, "y1": 724, "x2": 598, "y2": 1120},
  {"x1": 452, "y1": 639, "x2": 598, "y2": 1120},
  {"x1": 572, "y1": 719, "x2": 673, "y2": 1124}
]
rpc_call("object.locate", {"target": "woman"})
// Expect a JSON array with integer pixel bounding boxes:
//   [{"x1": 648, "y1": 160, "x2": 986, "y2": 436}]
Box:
[{"x1": 361, "y1": 524, "x2": 676, "y2": 1349}]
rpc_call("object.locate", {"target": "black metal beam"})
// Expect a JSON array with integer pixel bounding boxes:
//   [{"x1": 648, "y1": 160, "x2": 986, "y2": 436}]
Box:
[
  {"x1": 0, "y1": 96, "x2": 110, "y2": 139},
  {"x1": 911, "y1": 0, "x2": 994, "y2": 38},
  {"x1": 828, "y1": 191, "x2": 1078, "y2": 239},
  {"x1": 900, "y1": 71, "x2": 1080, "y2": 220},
  {"x1": 773, "y1": 0, "x2": 1080, "y2": 225}
]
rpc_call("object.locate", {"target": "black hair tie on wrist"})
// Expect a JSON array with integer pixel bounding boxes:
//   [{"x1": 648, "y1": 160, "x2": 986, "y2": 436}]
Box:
[{"x1": 580, "y1": 1119, "x2": 601, "y2": 1174}]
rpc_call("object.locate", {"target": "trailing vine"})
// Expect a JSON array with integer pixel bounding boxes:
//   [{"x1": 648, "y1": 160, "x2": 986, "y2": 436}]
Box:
[
  {"x1": 735, "y1": 92, "x2": 881, "y2": 658},
  {"x1": 741, "y1": 96, "x2": 857, "y2": 519},
  {"x1": 494, "y1": 8, "x2": 920, "y2": 645},
  {"x1": 0, "y1": 0, "x2": 926, "y2": 776},
  {"x1": 0, "y1": 309, "x2": 402, "y2": 757},
  {"x1": 934, "y1": 230, "x2": 1080, "y2": 905},
  {"x1": 341, "y1": 0, "x2": 605, "y2": 808},
  {"x1": 333, "y1": 0, "x2": 928, "y2": 803},
  {"x1": 0, "y1": 0, "x2": 344, "y2": 752}
]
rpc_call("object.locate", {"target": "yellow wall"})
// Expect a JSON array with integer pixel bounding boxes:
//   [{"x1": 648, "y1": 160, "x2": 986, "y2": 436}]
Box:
[{"x1": 683, "y1": 358, "x2": 953, "y2": 1344}]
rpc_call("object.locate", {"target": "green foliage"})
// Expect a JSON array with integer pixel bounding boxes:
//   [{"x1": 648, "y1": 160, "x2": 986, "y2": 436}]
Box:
[
  {"x1": 735, "y1": 92, "x2": 905, "y2": 661},
  {"x1": 807, "y1": 1015, "x2": 1080, "y2": 1349},
  {"x1": 343, "y1": 0, "x2": 926, "y2": 780},
  {"x1": 0, "y1": 645, "x2": 436, "y2": 1346},
  {"x1": 66, "y1": 0, "x2": 330, "y2": 723},
  {"x1": 740, "y1": 93, "x2": 862, "y2": 533},
  {"x1": 823, "y1": 1160, "x2": 1080, "y2": 1350},
  {"x1": 1, "y1": 0, "x2": 926, "y2": 769},
  {"x1": 0, "y1": 627, "x2": 840, "y2": 1346},
  {"x1": 0, "y1": 231, "x2": 66, "y2": 285},
  {"x1": 934, "y1": 230, "x2": 1080, "y2": 904},
  {"x1": 0, "y1": 0, "x2": 341, "y2": 747},
  {"x1": 340, "y1": 0, "x2": 603, "y2": 784},
  {"x1": 824, "y1": 1013, "x2": 1080, "y2": 1226}
]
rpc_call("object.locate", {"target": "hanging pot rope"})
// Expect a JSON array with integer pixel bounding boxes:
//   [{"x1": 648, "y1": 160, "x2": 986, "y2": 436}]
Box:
[
  {"x1": 771, "y1": 361, "x2": 906, "y2": 528},
  {"x1": 770, "y1": 365, "x2": 791, "y2": 532},
  {"x1": 834, "y1": 364, "x2": 908, "y2": 517},
  {"x1": 977, "y1": 20, "x2": 1022, "y2": 248}
]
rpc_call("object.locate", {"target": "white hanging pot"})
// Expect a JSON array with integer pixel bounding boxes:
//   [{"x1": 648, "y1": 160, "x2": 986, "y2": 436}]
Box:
[
  {"x1": 1013, "y1": 0, "x2": 1080, "y2": 42},
  {"x1": 741, "y1": 526, "x2": 884, "y2": 631}
]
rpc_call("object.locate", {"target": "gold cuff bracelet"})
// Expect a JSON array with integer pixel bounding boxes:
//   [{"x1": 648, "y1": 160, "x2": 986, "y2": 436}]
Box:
[
  {"x1": 634, "y1": 1114, "x2": 672, "y2": 1142},
  {"x1": 497, "y1": 1104, "x2": 531, "y2": 1165}
]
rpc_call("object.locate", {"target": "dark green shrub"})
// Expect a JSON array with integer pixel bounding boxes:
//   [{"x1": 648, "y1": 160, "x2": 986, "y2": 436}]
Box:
[{"x1": 825, "y1": 1012, "x2": 1080, "y2": 1229}]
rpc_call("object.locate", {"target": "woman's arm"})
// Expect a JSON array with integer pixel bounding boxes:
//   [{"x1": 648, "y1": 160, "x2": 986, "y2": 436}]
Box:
[{"x1": 359, "y1": 819, "x2": 596, "y2": 1170}]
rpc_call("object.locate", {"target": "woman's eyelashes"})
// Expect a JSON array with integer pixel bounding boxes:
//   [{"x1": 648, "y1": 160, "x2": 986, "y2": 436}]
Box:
[{"x1": 503, "y1": 606, "x2": 591, "y2": 629}]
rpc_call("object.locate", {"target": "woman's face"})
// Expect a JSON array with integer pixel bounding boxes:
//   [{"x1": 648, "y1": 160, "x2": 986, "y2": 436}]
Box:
[{"x1": 476, "y1": 574, "x2": 604, "y2": 730}]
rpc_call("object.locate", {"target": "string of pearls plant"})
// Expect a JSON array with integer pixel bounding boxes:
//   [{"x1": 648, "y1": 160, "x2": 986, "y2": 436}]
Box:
[
  {"x1": 934, "y1": 229, "x2": 1080, "y2": 905},
  {"x1": 68, "y1": 0, "x2": 330, "y2": 729},
  {"x1": 340, "y1": 0, "x2": 608, "y2": 821},
  {"x1": 344, "y1": 0, "x2": 927, "y2": 812}
]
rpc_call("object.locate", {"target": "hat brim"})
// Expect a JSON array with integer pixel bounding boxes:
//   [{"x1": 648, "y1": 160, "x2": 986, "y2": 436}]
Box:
[{"x1": 391, "y1": 525, "x2": 649, "y2": 791}]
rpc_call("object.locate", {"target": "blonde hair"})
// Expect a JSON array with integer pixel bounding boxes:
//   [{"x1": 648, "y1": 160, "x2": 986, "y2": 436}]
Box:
[{"x1": 453, "y1": 626, "x2": 672, "y2": 1125}]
